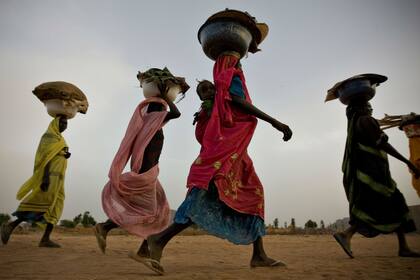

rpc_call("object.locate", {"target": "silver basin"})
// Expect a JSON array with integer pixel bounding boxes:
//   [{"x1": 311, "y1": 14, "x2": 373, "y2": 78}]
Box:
[{"x1": 198, "y1": 21, "x2": 253, "y2": 60}]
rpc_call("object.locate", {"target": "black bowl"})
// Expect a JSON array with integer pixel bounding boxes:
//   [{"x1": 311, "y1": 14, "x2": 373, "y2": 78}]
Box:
[
  {"x1": 338, "y1": 79, "x2": 376, "y2": 105},
  {"x1": 198, "y1": 20, "x2": 253, "y2": 60}
]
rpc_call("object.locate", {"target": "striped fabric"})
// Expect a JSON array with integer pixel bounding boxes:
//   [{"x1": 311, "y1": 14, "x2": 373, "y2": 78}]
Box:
[{"x1": 342, "y1": 112, "x2": 415, "y2": 237}]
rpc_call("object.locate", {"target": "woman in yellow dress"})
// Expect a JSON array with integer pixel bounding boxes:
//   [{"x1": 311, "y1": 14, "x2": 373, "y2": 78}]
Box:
[{"x1": 1, "y1": 116, "x2": 70, "y2": 248}]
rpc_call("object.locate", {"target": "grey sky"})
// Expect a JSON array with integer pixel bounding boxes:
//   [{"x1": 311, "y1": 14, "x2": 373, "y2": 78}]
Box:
[{"x1": 0, "y1": 0, "x2": 419, "y2": 227}]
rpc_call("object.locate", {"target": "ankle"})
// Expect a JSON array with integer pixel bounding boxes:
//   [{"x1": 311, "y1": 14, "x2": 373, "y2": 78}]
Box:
[
  {"x1": 102, "y1": 227, "x2": 112, "y2": 235},
  {"x1": 252, "y1": 251, "x2": 267, "y2": 259},
  {"x1": 340, "y1": 232, "x2": 352, "y2": 240},
  {"x1": 399, "y1": 247, "x2": 410, "y2": 253}
]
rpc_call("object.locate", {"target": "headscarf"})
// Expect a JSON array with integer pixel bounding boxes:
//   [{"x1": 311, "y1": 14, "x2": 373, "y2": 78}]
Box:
[{"x1": 17, "y1": 117, "x2": 67, "y2": 200}]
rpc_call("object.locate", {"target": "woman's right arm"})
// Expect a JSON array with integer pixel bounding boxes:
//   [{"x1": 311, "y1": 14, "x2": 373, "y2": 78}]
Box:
[{"x1": 163, "y1": 97, "x2": 181, "y2": 121}]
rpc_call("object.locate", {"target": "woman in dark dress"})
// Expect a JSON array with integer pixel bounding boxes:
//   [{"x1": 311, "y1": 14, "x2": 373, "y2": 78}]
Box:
[{"x1": 333, "y1": 98, "x2": 420, "y2": 258}]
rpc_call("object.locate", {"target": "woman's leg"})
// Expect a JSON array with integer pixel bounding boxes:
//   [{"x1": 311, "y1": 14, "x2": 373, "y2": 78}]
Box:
[
  {"x1": 137, "y1": 239, "x2": 150, "y2": 257},
  {"x1": 39, "y1": 223, "x2": 60, "y2": 248},
  {"x1": 130, "y1": 221, "x2": 192, "y2": 274},
  {"x1": 94, "y1": 219, "x2": 119, "y2": 253},
  {"x1": 250, "y1": 236, "x2": 285, "y2": 267},
  {"x1": 333, "y1": 224, "x2": 357, "y2": 258},
  {"x1": 1, "y1": 218, "x2": 23, "y2": 245},
  {"x1": 145, "y1": 221, "x2": 193, "y2": 261},
  {"x1": 101, "y1": 219, "x2": 119, "y2": 234},
  {"x1": 397, "y1": 228, "x2": 420, "y2": 257}
]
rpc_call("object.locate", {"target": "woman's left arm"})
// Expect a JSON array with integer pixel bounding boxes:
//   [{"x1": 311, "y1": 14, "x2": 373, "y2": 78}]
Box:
[
  {"x1": 231, "y1": 96, "x2": 292, "y2": 141},
  {"x1": 40, "y1": 162, "x2": 50, "y2": 192},
  {"x1": 379, "y1": 142, "x2": 420, "y2": 178}
]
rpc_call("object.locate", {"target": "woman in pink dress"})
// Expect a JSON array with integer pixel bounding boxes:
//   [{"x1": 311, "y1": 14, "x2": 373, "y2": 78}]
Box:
[{"x1": 94, "y1": 69, "x2": 189, "y2": 264}]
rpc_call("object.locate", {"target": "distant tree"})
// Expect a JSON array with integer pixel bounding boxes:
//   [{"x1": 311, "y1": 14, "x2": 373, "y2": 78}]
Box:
[
  {"x1": 81, "y1": 211, "x2": 96, "y2": 227},
  {"x1": 0, "y1": 213, "x2": 11, "y2": 226},
  {"x1": 328, "y1": 223, "x2": 338, "y2": 231},
  {"x1": 304, "y1": 219, "x2": 318, "y2": 229},
  {"x1": 273, "y1": 218, "x2": 279, "y2": 229},
  {"x1": 291, "y1": 218, "x2": 296, "y2": 230},
  {"x1": 60, "y1": 212, "x2": 96, "y2": 228},
  {"x1": 73, "y1": 214, "x2": 82, "y2": 225},
  {"x1": 320, "y1": 220, "x2": 325, "y2": 229}
]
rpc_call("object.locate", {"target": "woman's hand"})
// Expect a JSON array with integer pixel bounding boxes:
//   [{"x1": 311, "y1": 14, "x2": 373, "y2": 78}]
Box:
[
  {"x1": 158, "y1": 85, "x2": 170, "y2": 102},
  {"x1": 408, "y1": 162, "x2": 420, "y2": 179},
  {"x1": 63, "y1": 147, "x2": 71, "y2": 159},
  {"x1": 272, "y1": 121, "x2": 293, "y2": 141}
]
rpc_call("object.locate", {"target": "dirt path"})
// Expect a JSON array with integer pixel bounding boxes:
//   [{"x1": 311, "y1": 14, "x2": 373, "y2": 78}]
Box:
[{"x1": 0, "y1": 233, "x2": 419, "y2": 279}]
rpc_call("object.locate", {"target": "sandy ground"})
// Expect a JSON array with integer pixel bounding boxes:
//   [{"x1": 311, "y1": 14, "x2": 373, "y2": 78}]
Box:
[{"x1": 0, "y1": 232, "x2": 419, "y2": 280}]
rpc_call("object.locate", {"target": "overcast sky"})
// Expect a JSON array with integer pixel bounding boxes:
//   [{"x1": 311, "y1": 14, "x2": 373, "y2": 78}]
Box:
[{"x1": 1, "y1": 0, "x2": 419, "y2": 227}]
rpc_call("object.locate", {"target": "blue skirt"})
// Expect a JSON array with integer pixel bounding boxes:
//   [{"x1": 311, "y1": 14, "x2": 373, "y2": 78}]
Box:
[
  {"x1": 13, "y1": 211, "x2": 45, "y2": 223},
  {"x1": 174, "y1": 183, "x2": 265, "y2": 245}
]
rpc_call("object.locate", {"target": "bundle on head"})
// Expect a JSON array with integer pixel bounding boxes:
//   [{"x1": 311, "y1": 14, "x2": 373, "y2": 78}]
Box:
[
  {"x1": 33, "y1": 81, "x2": 89, "y2": 119},
  {"x1": 137, "y1": 67, "x2": 190, "y2": 102}
]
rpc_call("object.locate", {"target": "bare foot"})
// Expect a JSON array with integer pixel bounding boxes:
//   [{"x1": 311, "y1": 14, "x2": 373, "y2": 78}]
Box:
[
  {"x1": 39, "y1": 240, "x2": 61, "y2": 248},
  {"x1": 144, "y1": 235, "x2": 165, "y2": 273},
  {"x1": 399, "y1": 249, "x2": 420, "y2": 258},
  {"x1": 333, "y1": 233, "x2": 354, "y2": 258},
  {"x1": 250, "y1": 255, "x2": 286, "y2": 268},
  {"x1": 1, "y1": 223, "x2": 12, "y2": 245},
  {"x1": 128, "y1": 251, "x2": 164, "y2": 275},
  {"x1": 93, "y1": 223, "x2": 107, "y2": 254}
]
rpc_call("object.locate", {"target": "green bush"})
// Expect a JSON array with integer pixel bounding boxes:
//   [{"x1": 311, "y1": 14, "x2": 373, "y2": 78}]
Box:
[
  {"x1": 60, "y1": 219, "x2": 76, "y2": 228},
  {"x1": 0, "y1": 213, "x2": 11, "y2": 226},
  {"x1": 81, "y1": 211, "x2": 96, "y2": 227},
  {"x1": 60, "y1": 211, "x2": 96, "y2": 228},
  {"x1": 304, "y1": 219, "x2": 318, "y2": 229}
]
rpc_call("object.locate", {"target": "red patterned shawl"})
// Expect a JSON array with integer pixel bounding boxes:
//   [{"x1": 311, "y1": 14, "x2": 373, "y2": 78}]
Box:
[{"x1": 187, "y1": 55, "x2": 265, "y2": 218}]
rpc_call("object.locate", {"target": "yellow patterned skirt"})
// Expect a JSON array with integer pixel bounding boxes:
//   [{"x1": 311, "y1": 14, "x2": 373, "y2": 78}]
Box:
[{"x1": 15, "y1": 152, "x2": 67, "y2": 225}]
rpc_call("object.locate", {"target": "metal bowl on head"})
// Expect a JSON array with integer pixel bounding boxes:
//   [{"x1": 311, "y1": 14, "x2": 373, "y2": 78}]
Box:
[
  {"x1": 338, "y1": 79, "x2": 376, "y2": 105},
  {"x1": 325, "y1": 73, "x2": 387, "y2": 104},
  {"x1": 198, "y1": 9, "x2": 269, "y2": 61},
  {"x1": 199, "y1": 20, "x2": 253, "y2": 60}
]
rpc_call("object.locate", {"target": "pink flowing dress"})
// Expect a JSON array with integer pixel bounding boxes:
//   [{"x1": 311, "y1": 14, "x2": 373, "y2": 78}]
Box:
[{"x1": 102, "y1": 97, "x2": 170, "y2": 238}]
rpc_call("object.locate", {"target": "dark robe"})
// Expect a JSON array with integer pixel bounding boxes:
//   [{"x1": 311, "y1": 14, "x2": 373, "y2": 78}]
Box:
[{"x1": 342, "y1": 103, "x2": 416, "y2": 237}]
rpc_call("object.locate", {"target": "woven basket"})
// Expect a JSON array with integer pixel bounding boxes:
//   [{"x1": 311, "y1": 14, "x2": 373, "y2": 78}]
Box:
[{"x1": 33, "y1": 81, "x2": 88, "y2": 114}]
